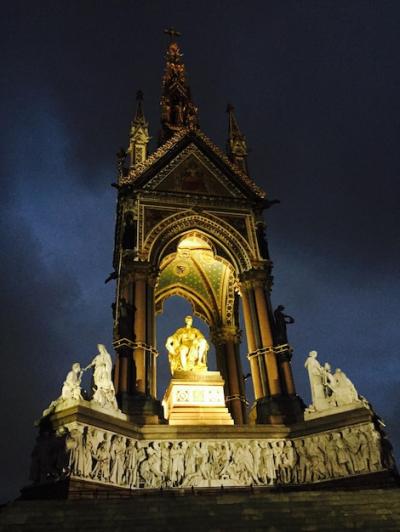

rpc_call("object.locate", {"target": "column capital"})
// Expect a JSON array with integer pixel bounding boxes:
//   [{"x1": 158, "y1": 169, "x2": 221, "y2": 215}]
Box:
[
  {"x1": 211, "y1": 325, "x2": 241, "y2": 345},
  {"x1": 123, "y1": 261, "x2": 159, "y2": 282},
  {"x1": 239, "y1": 266, "x2": 273, "y2": 290}
]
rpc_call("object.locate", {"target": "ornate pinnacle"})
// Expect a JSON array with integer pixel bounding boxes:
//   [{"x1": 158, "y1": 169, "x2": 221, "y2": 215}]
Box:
[
  {"x1": 226, "y1": 103, "x2": 249, "y2": 174},
  {"x1": 133, "y1": 89, "x2": 146, "y2": 125},
  {"x1": 160, "y1": 31, "x2": 198, "y2": 143},
  {"x1": 128, "y1": 90, "x2": 150, "y2": 167}
]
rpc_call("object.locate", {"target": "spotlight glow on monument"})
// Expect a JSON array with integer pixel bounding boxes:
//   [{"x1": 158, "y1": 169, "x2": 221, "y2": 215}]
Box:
[{"x1": 21, "y1": 29, "x2": 396, "y2": 499}]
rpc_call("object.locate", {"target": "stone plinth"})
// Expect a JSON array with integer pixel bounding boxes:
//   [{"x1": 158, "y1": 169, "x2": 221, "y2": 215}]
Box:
[{"x1": 162, "y1": 370, "x2": 234, "y2": 425}]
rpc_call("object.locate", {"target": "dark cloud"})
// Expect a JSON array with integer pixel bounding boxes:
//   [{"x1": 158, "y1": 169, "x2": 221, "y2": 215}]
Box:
[{"x1": 1, "y1": 1, "x2": 399, "y2": 502}]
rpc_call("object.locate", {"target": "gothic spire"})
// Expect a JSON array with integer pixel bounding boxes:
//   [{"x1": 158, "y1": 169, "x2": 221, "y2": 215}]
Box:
[
  {"x1": 133, "y1": 89, "x2": 145, "y2": 125},
  {"x1": 127, "y1": 90, "x2": 150, "y2": 167},
  {"x1": 160, "y1": 29, "x2": 198, "y2": 142},
  {"x1": 226, "y1": 104, "x2": 249, "y2": 174}
]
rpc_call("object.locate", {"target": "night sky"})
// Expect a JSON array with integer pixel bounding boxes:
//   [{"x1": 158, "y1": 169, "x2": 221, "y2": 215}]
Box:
[{"x1": 1, "y1": 1, "x2": 399, "y2": 503}]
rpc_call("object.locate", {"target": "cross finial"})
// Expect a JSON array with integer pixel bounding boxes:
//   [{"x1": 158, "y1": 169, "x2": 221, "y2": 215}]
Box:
[{"x1": 164, "y1": 27, "x2": 182, "y2": 41}]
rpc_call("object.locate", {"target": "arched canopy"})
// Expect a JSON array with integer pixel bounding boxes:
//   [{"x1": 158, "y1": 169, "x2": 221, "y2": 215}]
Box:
[
  {"x1": 155, "y1": 232, "x2": 237, "y2": 327},
  {"x1": 143, "y1": 211, "x2": 254, "y2": 273}
]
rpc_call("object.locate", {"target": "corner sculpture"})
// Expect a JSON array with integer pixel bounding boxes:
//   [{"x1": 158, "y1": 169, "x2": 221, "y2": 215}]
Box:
[
  {"x1": 41, "y1": 344, "x2": 121, "y2": 419},
  {"x1": 304, "y1": 350, "x2": 363, "y2": 418}
]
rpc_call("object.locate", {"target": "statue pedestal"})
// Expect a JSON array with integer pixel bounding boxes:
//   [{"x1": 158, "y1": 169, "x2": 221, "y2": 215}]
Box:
[{"x1": 162, "y1": 370, "x2": 234, "y2": 425}]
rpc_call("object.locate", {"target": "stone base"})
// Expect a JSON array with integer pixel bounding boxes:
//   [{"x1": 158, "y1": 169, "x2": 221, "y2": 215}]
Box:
[
  {"x1": 27, "y1": 399, "x2": 396, "y2": 495},
  {"x1": 249, "y1": 394, "x2": 306, "y2": 424},
  {"x1": 304, "y1": 401, "x2": 367, "y2": 420},
  {"x1": 119, "y1": 392, "x2": 164, "y2": 424},
  {"x1": 162, "y1": 371, "x2": 234, "y2": 426}
]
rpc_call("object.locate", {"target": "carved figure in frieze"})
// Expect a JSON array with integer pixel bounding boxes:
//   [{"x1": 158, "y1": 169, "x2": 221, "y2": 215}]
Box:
[
  {"x1": 272, "y1": 441, "x2": 285, "y2": 482},
  {"x1": 294, "y1": 439, "x2": 308, "y2": 483},
  {"x1": 259, "y1": 441, "x2": 276, "y2": 485},
  {"x1": 146, "y1": 442, "x2": 163, "y2": 488},
  {"x1": 66, "y1": 428, "x2": 84, "y2": 477},
  {"x1": 362, "y1": 425, "x2": 382, "y2": 472},
  {"x1": 110, "y1": 435, "x2": 126, "y2": 485},
  {"x1": 92, "y1": 432, "x2": 111, "y2": 482},
  {"x1": 219, "y1": 441, "x2": 232, "y2": 479},
  {"x1": 160, "y1": 441, "x2": 171, "y2": 486},
  {"x1": 196, "y1": 442, "x2": 211, "y2": 482},
  {"x1": 125, "y1": 439, "x2": 138, "y2": 488},
  {"x1": 170, "y1": 442, "x2": 186, "y2": 486},
  {"x1": 234, "y1": 442, "x2": 258, "y2": 485},
  {"x1": 342, "y1": 428, "x2": 364, "y2": 474},
  {"x1": 281, "y1": 441, "x2": 296, "y2": 484},
  {"x1": 79, "y1": 427, "x2": 95, "y2": 479},
  {"x1": 137, "y1": 441, "x2": 149, "y2": 486},
  {"x1": 324, "y1": 434, "x2": 337, "y2": 478},
  {"x1": 250, "y1": 441, "x2": 262, "y2": 484},
  {"x1": 333, "y1": 432, "x2": 352, "y2": 477},
  {"x1": 307, "y1": 437, "x2": 327, "y2": 481},
  {"x1": 184, "y1": 441, "x2": 197, "y2": 477}
]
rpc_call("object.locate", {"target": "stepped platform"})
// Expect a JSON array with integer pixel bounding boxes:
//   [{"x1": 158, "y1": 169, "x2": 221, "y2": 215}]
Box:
[{"x1": 1, "y1": 483, "x2": 400, "y2": 531}]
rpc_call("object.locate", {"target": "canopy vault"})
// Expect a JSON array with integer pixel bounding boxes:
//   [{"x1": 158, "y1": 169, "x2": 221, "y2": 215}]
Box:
[{"x1": 155, "y1": 233, "x2": 236, "y2": 328}]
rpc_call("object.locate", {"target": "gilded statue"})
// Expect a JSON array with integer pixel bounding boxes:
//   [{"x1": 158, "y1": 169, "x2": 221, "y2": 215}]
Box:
[{"x1": 165, "y1": 315, "x2": 209, "y2": 374}]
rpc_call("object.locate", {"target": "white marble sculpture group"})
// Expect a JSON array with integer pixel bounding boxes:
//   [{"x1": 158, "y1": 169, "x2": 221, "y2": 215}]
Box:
[
  {"x1": 305, "y1": 350, "x2": 362, "y2": 415},
  {"x1": 42, "y1": 344, "x2": 119, "y2": 417},
  {"x1": 32, "y1": 346, "x2": 394, "y2": 490},
  {"x1": 30, "y1": 421, "x2": 391, "y2": 489}
]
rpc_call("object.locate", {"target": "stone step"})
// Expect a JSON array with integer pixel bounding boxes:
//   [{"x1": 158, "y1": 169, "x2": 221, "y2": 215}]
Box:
[{"x1": 1, "y1": 487, "x2": 400, "y2": 531}]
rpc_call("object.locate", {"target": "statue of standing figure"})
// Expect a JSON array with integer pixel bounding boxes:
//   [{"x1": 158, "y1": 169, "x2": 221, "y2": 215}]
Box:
[
  {"x1": 305, "y1": 351, "x2": 361, "y2": 414},
  {"x1": 274, "y1": 305, "x2": 295, "y2": 345},
  {"x1": 165, "y1": 316, "x2": 209, "y2": 374},
  {"x1": 87, "y1": 344, "x2": 119, "y2": 411}
]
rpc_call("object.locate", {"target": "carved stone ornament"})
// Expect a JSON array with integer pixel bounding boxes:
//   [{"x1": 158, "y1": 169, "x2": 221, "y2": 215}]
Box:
[
  {"x1": 29, "y1": 421, "x2": 392, "y2": 489},
  {"x1": 41, "y1": 344, "x2": 122, "y2": 420},
  {"x1": 304, "y1": 350, "x2": 364, "y2": 419}
]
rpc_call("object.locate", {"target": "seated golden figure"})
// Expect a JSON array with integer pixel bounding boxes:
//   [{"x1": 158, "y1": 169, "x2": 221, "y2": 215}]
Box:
[{"x1": 165, "y1": 315, "x2": 209, "y2": 374}]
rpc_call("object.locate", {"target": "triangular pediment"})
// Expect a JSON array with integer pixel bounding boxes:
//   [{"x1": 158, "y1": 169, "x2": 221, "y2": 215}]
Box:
[
  {"x1": 120, "y1": 129, "x2": 266, "y2": 200},
  {"x1": 144, "y1": 145, "x2": 245, "y2": 198}
]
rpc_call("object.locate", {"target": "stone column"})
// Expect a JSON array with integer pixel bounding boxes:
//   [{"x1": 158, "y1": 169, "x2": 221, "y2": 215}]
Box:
[
  {"x1": 277, "y1": 347, "x2": 296, "y2": 395},
  {"x1": 212, "y1": 325, "x2": 246, "y2": 424},
  {"x1": 133, "y1": 271, "x2": 147, "y2": 393},
  {"x1": 239, "y1": 268, "x2": 291, "y2": 424},
  {"x1": 113, "y1": 271, "x2": 135, "y2": 398},
  {"x1": 240, "y1": 285, "x2": 264, "y2": 399}
]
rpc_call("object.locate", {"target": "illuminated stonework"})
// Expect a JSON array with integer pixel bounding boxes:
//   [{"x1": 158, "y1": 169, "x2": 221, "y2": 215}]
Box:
[{"x1": 162, "y1": 371, "x2": 233, "y2": 425}]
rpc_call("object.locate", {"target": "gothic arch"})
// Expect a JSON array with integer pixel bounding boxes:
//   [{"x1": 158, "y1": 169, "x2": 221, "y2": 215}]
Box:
[
  {"x1": 143, "y1": 211, "x2": 254, "y2": 272},
  {"x1": 155, "y1": 232, "x2": 237, "y2": 328}
]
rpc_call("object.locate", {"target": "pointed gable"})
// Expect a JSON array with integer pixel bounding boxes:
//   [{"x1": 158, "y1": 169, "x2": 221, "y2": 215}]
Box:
[{"x1": 119, "y1": 129, "x2": 266, "y2": 200}]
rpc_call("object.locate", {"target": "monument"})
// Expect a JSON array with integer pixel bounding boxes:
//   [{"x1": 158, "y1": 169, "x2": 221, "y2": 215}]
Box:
[
  {"x1": 21, "y1": 30, "x2": 396, "y2": 499},
  {"x1": 163, "y1": 315, "x2": 233, "y2": 425}
]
